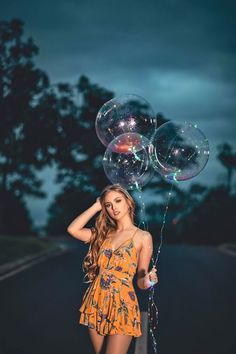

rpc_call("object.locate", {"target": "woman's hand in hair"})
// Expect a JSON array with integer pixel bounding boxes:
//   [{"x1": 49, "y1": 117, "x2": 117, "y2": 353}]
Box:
[{"x1": 94, "y1": 197, "x2": 102, "y2": 212}]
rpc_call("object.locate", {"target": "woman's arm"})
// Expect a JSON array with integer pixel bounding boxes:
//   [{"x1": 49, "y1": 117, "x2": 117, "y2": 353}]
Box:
[
  {"x1": 67, "y1": 199, "x2": 101, "y2": 243},
  {"x1": 136, "y1": 231, "x2": 158, "y2": 290}
]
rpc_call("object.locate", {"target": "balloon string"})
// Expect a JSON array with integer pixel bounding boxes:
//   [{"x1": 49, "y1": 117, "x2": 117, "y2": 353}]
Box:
[
  {"x1": 148, "y1": 285, "x2": 159, "y2": 354},
  {"x1": 148, "y1": 182, "x2": 174, "y2": 354},
  {"x1": 135, "y1": 183, "x2": 148, "y2": 231},
  {"x1": 152, "y1": 182, "x2": 174, "y2": 267}
]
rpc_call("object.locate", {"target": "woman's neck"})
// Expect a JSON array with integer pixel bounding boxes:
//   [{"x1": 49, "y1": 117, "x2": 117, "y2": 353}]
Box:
[{"x1": 116, "y1": 215, "x2": 135, "y2": 232}]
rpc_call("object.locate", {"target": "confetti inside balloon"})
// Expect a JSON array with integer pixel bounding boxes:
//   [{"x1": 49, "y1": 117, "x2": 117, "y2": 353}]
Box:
[
  {"x1": 108, "y1": 132, "x2": 144, "y2": 154},
  {"x1": 103, "y1": 133, "x2": 154, "y2": 190},
  {"x1": 96, "y1": 94, "x2": 156, "y2": 147},
  {"x1": 150, "y1": 121, "x2": 210, "y2": 182}
]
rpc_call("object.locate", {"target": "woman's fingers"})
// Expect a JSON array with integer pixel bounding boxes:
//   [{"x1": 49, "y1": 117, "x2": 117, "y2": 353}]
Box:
[
  {"x1": 149, "y1": 267, "x2": 158, "y2": 284},
  {"x1": 150, "y1": 267, "x2": 157, "y2": 274}
]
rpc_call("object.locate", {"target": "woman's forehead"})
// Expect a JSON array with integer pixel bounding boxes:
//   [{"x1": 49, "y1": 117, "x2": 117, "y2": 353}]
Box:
[{"x1": 104, "y1": 190, "x2": 124, "y2": 202}]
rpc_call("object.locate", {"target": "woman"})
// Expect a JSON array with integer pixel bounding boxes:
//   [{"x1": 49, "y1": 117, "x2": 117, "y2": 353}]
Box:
[{"x1": 67, "y1": 184, "x2": 158, "y2": 354}]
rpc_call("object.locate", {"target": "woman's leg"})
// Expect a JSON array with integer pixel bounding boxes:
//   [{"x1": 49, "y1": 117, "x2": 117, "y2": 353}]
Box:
[
  {"x1": 88, "y1": 328, "x2": 106, "y2": 354},
  {"x1": 105, "y1": 334, "x2": 133, "y2": 354}
]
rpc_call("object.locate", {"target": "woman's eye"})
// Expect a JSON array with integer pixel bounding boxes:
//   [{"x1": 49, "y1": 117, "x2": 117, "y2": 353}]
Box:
[{"x1": 116, "y1": 199, "x2": 121, "y2": 203}]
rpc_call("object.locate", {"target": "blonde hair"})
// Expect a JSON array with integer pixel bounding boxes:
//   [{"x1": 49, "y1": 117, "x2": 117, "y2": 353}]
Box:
[{"x1": 82, "y1": 184, "x2": 135, "y2": 283}]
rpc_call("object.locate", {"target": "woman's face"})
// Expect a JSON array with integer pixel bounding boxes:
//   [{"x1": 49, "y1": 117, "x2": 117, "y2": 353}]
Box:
[{"x1": 103, "y1": 190, "x2": 130, "y2": 220}]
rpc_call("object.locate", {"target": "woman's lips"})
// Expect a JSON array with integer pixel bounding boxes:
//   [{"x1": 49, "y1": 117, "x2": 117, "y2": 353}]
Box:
[{"x1": 113, "y1": 211, "x2": 120, "y2": 216}]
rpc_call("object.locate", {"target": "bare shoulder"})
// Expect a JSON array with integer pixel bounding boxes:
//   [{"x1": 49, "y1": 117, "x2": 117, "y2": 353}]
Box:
[
  {"x1": 134, "y1": 228, "x2": 153, "y2": 252},
  {"x1": 135, "y1": 228, "x2": 152, "y2": 240}
]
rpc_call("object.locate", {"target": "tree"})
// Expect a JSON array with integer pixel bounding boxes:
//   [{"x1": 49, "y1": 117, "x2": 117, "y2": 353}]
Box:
[
  {"x1": 176, "y1": 186, "x2": 236, "y2": 245},
  {"x1": 46, "y1": 76, "x2": 114, "y2": 234},
  {"x1": 217, "y1": 143, "x2": 236, "y2": 192},
  {"x1": 0, "y1": 19, "x2": 75, "y2": 234}
]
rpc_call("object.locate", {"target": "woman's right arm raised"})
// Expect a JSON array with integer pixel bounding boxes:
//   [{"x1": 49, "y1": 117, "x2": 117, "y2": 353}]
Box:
[{"x1": 67, "y1": 199, "x2": 102, "y2": 244}]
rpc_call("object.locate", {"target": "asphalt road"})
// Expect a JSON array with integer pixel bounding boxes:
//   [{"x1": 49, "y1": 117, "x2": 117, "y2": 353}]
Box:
[{"x1": 0, "y1": 242, "x2": 235, "y2": 354}]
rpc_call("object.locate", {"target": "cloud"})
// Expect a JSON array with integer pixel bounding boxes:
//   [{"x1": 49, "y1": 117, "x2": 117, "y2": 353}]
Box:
[
  {"x1": 2, "y1": 0, "x2": 235, "y2": 135},
  {"x1": 2, "y1": 0, "x2": 236, "y2": 225}
]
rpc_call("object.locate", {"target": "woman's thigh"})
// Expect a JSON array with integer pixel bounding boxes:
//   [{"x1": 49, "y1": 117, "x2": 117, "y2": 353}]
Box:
[{"x1": 105, "y1": 334, "x2": 133, "y2": 354}]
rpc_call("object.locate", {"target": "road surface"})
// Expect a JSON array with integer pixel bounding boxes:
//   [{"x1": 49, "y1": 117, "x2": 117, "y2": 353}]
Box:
[{"x1": 0, "y1": 242, "x2": 235, "y2": 354}]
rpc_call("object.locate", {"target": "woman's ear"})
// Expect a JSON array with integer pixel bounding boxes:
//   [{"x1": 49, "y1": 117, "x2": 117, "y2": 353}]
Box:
[{"x1": 127, "y1": 201, "x2": 132, "y2": 212}]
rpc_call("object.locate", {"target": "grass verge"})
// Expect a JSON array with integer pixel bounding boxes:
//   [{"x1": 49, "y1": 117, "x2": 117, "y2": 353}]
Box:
[{"x1": 0, "y1": 235, "x2": 60, "y2": 265}]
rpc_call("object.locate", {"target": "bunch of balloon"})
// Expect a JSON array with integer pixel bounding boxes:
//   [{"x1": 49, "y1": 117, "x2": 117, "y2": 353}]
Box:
[{"x1": 95, "y1": 94, "x2": 157, "y2": 190}]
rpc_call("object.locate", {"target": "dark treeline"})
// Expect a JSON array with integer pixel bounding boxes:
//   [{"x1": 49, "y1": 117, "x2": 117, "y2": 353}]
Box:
[{"x1": 0, "y1": 19, "x2": 236, "y2": 245}]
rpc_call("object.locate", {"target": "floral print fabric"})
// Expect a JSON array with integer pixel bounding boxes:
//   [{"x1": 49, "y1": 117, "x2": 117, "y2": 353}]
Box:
[{"x1": 79, "y1": 234, "x2": 142, "y2": 337}]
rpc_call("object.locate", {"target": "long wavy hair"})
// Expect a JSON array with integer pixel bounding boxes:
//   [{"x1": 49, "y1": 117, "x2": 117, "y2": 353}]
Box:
[{"x1": 82, "y1": 184, "x2": 135, "y2": 283}]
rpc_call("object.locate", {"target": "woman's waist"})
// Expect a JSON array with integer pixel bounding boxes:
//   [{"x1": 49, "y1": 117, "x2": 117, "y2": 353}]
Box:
[{"x1": 98, "y1": 267, "x2": 135, "y2": 283}]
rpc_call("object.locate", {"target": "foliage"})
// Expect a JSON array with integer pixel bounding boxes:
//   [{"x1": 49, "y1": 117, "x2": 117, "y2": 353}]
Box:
[
  {"x1": 217, "y1": 143, "x2": 236, "y2": 192},
  {"x1": 46, "y1": 76, "x2": 114, "y2": 234},
  {"x1": 176, "y1": 186, "x2": 236, "y2": 245},
  {"x1": 0, "y1": 19, "x2": 85, "y2": 235},
  {"x1": 0, "y1": 19, "x2": 53, "y2": 234},
  {"x1": 0, "y1": 189, "x2": 32, "y2": 235},
  {"x1": 0, "y1": 19, "x2": 50, "y2": 197}
]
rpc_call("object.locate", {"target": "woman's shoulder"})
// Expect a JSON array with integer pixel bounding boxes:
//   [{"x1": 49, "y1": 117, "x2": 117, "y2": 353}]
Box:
[
  {"x1": 135, "y1": 227, "x2": 152, "y2": 236},
  {"x1": 133, "y1": 228, "x2": 152, "y2": 253},
  {"x1": 134, "y1": 228, "x2": 152, "y2": 243}
]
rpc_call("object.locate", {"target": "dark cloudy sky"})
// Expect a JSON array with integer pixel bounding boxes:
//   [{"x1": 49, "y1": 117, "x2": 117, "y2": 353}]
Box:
[{"x1": 2, "y1": 0, "x2": 236, "y2": 227}]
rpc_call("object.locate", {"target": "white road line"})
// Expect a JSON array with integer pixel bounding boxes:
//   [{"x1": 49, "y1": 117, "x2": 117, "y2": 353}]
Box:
[
  {"x1": 218, "y1": 243, "x2": 236, "y2": 257},
  {"x1": 0, "y1": 251, "x2": 67, "y2": 282},
  {"x1": 135, "y1": 311, "x2": 148, "y2": 354}
]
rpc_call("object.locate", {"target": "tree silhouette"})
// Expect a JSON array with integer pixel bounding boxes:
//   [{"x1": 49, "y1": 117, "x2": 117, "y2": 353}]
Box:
[
  {"x1": 46, "y1": 76, "x2": 114, "y2": 235},
  {"x1": 217, "y1": 143, "x2": 236, "y2": 192},
  {"x1": 0, "y1": 19, "x2": 76, "y2": 234},
  {"x1": 176, "y1": 184, "x2": 236, "y2": 245},
  {"x1": 0, "y1": 19, "x2": 52, "y2": 193}
]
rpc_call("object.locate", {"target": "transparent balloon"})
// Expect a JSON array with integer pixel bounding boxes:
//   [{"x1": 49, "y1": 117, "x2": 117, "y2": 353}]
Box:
[
  {"x1": 150, "y1": 121, "x2": 210, "y2": 182},
  {"x1": 103, "y1": 133, "x2": 154, "y2": 190},
  {"x1": 96, "y1": 94, "x2": 156, "y2": 147}
]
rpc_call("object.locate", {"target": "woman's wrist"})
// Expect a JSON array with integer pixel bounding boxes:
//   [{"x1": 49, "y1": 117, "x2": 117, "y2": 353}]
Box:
[
  {"x1": 91, "y1": 202, "x2": 102, "y2": 213},
  {"x1": 92, "y1": 198, "x2": 102, "y2": 213}
]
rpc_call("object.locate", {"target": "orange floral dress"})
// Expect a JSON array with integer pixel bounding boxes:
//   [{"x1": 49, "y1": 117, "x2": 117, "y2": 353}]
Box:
[{"x1": 79, "y1": 229, "x2": 142, "y2": 337}]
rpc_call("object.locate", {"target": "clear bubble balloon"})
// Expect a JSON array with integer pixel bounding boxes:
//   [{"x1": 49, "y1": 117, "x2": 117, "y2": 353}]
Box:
[
  {"x1": 96, "y1": 94, "x2": 156, "y2": 147},
  {"x1": 150, "y1": 121, "x2": 210, "y2": 182},
  {"x1": 103, "y1": 133, "x2": 154, "y2": 190}
]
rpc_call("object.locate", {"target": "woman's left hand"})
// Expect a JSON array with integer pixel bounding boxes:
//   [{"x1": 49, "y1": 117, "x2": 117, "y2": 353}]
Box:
[{"x1": 148, "y1": 266, "x2": 158, "y2": 285}]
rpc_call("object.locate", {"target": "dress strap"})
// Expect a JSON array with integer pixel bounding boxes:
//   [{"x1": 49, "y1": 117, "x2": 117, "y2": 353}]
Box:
[{"x1": 131, "y1": 227, "x2": 139, "y2": 240}]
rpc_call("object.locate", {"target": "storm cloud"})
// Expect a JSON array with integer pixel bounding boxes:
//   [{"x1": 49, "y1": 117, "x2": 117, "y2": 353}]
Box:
[{"x1": 2, "y1": 0, "x2": 236, "y2": 225}]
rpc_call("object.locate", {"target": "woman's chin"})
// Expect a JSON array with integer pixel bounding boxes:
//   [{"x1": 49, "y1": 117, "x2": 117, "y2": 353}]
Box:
[{"x1": 112, "y1": 212, "x2": 129, "y2": 220}]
